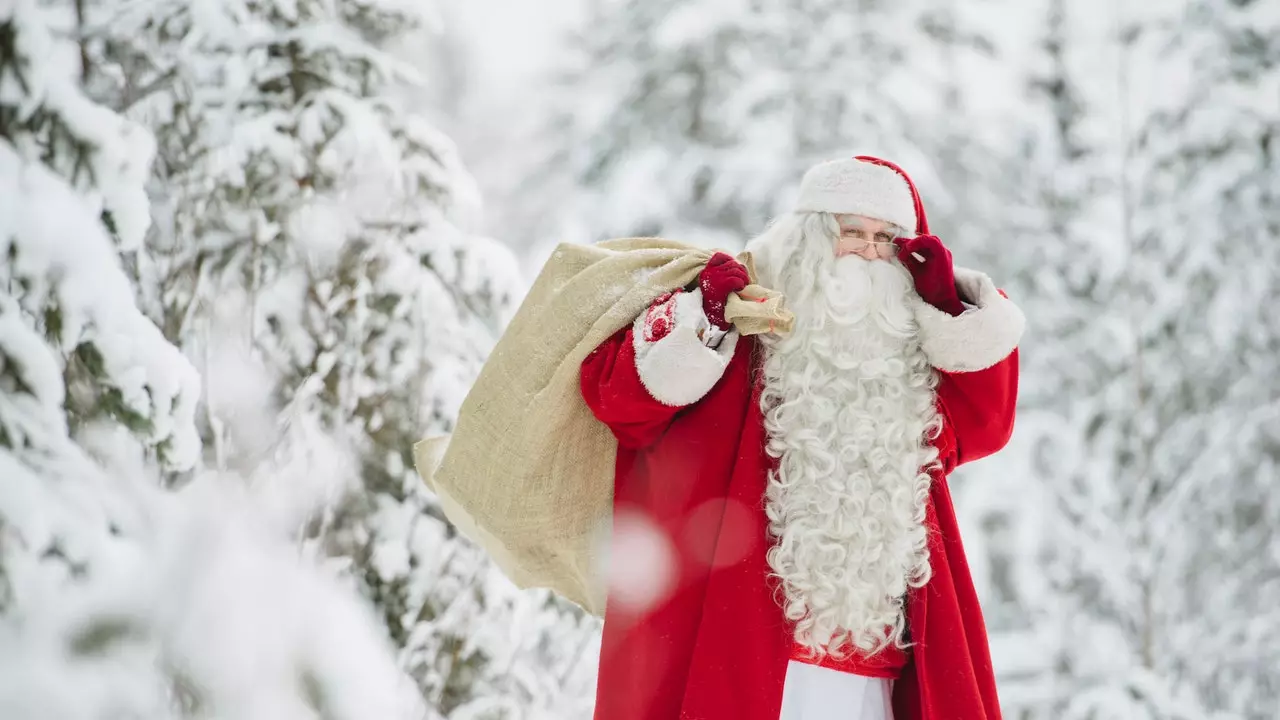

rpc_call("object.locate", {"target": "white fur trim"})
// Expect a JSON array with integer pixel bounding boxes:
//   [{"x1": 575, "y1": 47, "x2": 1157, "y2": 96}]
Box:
[
  {"x1": 915, "y1": 267, "x2": 1025, "y2": 372},
  {"x1": 795, "y1": 159, "x2": 917, "y2": 231},
  {"x1": 633, "y1": 289, "x2": 738, "y2": 407}
]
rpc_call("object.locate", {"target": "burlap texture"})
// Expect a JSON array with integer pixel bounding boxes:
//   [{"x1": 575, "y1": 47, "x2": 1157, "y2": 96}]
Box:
[{"x1": 413, "y1": 238, "x2": 792, "y2": 615}]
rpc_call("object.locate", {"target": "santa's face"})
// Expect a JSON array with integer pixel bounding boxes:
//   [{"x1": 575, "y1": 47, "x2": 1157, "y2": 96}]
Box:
[
  {"x1": 834, "y1": 214, "x2": 904, "y2": 262},
  {"x1": 750, "y1": 211, "x2": 941, "y2": 659},
  {"x1": 764, "y1": 213, "x2": 918, "y2": 341}
]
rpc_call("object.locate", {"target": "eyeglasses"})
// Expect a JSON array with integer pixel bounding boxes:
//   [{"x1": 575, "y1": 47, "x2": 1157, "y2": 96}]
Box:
[{"x1": 837, "y1": 236, "x2": 900, "y2": 258}]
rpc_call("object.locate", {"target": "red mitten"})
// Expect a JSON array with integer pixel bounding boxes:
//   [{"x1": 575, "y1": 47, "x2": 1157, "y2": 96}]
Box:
[
  {"x1": 897, "y1": 235, "x2": 965, "y2": 317},
  {"x1": 699, "y1": 252, "x2": 750, "y2": 330}
]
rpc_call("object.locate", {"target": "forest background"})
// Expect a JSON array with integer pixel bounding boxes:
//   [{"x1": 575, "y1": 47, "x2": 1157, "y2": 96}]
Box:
[{"x1": 2, "y1": 0, "x2": 1276, "y2": 718}]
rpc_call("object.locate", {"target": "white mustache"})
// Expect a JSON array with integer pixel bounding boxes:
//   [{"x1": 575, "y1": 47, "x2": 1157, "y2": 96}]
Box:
[{"x1": 817, "y1": 257, "x2": 919, "y2": 337}]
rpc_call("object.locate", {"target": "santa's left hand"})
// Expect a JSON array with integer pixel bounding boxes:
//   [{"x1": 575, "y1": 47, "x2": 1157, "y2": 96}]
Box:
[{"x1": 897, "y1": 234, "x2": 966, "y2": 317}]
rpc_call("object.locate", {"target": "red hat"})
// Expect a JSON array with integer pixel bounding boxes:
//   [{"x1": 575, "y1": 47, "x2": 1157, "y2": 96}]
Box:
[{"x1": 794, "y1": 156, "x2": 929, "y2": 235}]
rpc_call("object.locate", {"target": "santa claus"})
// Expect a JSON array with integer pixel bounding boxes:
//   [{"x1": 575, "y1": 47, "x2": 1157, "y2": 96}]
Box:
[{"x1": 579, "y1": 156, "x2": 1023, "y2": 720}]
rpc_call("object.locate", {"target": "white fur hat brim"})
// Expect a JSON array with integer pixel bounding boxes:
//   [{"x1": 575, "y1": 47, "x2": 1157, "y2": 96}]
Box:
[{"x1": 794, "y1": 158, "x2": 918, "y2": 231}]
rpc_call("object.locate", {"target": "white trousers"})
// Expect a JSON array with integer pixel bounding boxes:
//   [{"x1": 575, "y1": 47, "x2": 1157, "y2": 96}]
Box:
[{"x1": 778, "y1": 661, "x2": 894, "y2": 720}]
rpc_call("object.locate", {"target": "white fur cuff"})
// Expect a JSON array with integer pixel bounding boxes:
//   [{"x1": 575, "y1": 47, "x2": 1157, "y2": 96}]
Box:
[
  {"x1": 633, "y1": 289, "x2": 738, "y2": 407},
  {"x1": 915, "y1": 267, "x2": 1024, "y2": 372}
]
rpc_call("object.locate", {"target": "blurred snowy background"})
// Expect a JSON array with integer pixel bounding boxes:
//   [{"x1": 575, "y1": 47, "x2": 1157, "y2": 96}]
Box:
[{"x1": 1, "y1": 0, "x2": 1276, "y2": 718}]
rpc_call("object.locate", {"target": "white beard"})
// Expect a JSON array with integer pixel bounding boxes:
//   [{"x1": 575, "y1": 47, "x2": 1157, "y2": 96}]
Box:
[{"x1": 758, "y1": 236, "x2": 942, "y2": 658}]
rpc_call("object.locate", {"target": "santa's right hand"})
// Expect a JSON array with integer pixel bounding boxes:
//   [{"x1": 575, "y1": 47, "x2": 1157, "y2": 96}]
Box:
[{"x1": 698, "y1": 252, "x2": 750, "y2": 330}]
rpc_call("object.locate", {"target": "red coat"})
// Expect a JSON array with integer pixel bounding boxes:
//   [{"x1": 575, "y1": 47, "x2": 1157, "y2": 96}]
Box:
[{"x1": 581, "y1": 322, "x2": 1019, "y2": 720}]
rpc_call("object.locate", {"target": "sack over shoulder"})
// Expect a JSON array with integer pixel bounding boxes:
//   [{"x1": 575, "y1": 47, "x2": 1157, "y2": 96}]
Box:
[{"x1": 414, "y1": 238, "x2": 791, "y2": 614}]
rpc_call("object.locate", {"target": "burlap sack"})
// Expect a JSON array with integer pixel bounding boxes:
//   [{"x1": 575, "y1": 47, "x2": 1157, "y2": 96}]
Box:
[{"x1": 413, "y1": 238, "x2": 793, "y2": 615}]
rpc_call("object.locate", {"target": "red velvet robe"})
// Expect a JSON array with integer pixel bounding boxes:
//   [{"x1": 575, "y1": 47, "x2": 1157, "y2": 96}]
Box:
[{"x1": 580, "y1": 327, "x2": 1019, "y2": 720}]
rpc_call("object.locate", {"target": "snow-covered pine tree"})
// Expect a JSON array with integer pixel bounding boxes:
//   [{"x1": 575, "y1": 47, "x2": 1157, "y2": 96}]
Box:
[
  {"x1": 1105, "y1": 1, "x2": 1280, "y2": 715},
  {"x1": 1, "y1": 5, "x2": 439, "y2": 719},
  {"x1": 0, "y1": 0, "x2": 200, "y2": 607},
  {"x1": 92, "y1": 0, "x2": 599, "y2": 714},
  {"x1": 955, "y1": 0, "x2": 1128, "y2": 713},
  {"x1": 0, "y1": 11, "x2": 151, "y2": 685},
  {"x1": 0, "y1": 0, "x2": 199, "y2": 472},
  {"x1": 977, "y1": 1, "x2": 1280, "y2": 717},
  {"x1": 909, "y1": 0, "x2": 1034, "y2": 259},
  {"x1": 535, "y1": 0, "x2": 775, "y2": 248}
]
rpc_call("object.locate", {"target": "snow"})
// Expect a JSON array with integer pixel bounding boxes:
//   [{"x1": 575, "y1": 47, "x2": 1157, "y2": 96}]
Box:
[
  {"x1": 143, "y1": 483, "x2": 424, "y2": 720},
  {"x1": 1, "y1": 122, "x2": 200, "y2": 475},
  {"x1": 0, "y1": 0, "x2": 155, "y2": 250},
  {"x1": 3, "y1": 1, "x2": 597, "y2": 717},
  {"x1": 0, "y1": 465, "x2": 431, "y2": 720},
  {"x1": 6, "y1": 0, "x2": 1278, "y2": 717}
]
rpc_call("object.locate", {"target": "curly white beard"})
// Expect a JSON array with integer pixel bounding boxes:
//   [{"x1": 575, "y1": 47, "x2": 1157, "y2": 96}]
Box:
[{"x1": 751, "y1": 212, "x2": 943, "y2": 658}]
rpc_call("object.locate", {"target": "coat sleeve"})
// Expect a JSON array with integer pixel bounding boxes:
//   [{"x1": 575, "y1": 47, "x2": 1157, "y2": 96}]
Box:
[
  {"x1": 916, "y1": 267, "x2": 1025, "y2": 468},
  {"x1": 580, "y1": 287, "x2": 738, "y2": 450},
  {"x1": 936, "y1": 350, "x2": 1019, "y2": 467}
]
